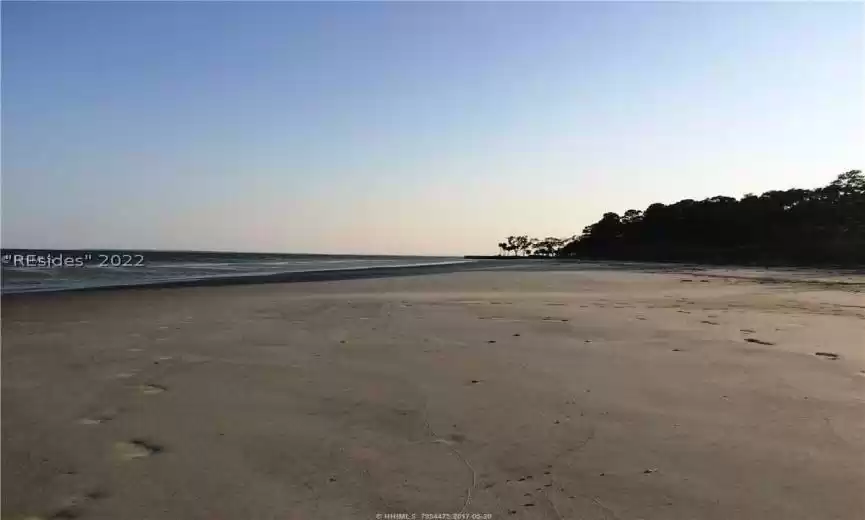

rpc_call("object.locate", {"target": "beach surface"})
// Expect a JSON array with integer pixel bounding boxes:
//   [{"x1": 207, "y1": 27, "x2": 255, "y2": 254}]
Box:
[{"x1": 3, "y1": 263, "x2": 864, "y2": 520}]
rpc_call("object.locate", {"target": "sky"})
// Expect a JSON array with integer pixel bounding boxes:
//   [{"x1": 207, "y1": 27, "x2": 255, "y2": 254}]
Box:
[{"x1": 2, "y1": 1, "x2": 863, "y2": 256}]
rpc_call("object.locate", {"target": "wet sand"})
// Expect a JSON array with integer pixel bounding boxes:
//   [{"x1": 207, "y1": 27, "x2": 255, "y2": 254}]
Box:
[{"x1": 3, "y1": 265, "x2": 864, "y2": 519}]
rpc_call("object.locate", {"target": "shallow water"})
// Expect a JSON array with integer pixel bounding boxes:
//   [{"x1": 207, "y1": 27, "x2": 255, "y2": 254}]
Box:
[{"x1": 1, "y1": 250, "x2": 468, "y2": 293}]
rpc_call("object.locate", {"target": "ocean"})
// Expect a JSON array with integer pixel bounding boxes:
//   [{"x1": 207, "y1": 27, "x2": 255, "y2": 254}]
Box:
[{"x1": 0, "y1": 250, "x2": 473, "y2": 294}]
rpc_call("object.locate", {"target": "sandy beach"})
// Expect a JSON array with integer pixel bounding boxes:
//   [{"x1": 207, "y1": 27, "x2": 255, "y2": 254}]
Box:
[{"x1": 2, "y1": 263, "x2": 864, "y2": 520}]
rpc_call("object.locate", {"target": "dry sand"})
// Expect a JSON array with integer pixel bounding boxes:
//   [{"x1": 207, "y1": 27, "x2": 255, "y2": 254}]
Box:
[{"x1": 2, "y1": 264, "x2": 864, "y2": 520}]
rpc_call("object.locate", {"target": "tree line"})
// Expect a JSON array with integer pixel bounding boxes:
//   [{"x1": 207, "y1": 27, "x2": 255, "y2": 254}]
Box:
[
  {"x1": 497, "y1": 170, "x2": 865, "y2": 266},
  {"x1": 497, "y1": 235, "x2": 575, "y2": 257}
]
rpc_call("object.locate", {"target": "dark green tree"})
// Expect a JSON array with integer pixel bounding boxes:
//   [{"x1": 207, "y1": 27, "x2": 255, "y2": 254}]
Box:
[{"x1": 554, "y1": 170, "x2": 864, "y2": 266}]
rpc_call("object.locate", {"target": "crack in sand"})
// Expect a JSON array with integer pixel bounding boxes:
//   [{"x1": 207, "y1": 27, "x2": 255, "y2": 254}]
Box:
[
  {"x1": 541, "y1": 477, "x2": 565, "y2": 520},
  {"x1": 592, "y1": 497, "x2": 623, "y2": 520},
  {"x1": 537, "y1": 424, "x2": 597, "y2": 518},
  {"x1": 823, "y1": 416, "x2": 849, "y2": 446},
  {"x1": 423, "y1": 408, "x2": 477, "y2": 513},
  {"x1": 556, "y1": 427, "x2": 596, "y2": 464}
]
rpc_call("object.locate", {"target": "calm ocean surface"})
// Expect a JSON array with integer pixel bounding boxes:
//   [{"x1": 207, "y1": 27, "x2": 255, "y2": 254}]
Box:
[{"x1": 0, "y1": 250, "x2": 472, "y2": 294}]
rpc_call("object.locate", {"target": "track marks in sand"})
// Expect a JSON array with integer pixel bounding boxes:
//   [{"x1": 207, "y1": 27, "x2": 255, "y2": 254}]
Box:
[{"x1": 68, "y1": 376, "x2": 171, "y2": 516}]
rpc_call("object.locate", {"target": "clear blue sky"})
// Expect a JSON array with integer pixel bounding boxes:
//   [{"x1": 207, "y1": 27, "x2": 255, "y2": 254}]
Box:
[{"x1": 2, "y1": 1, "x2": 862, "y2": 255}]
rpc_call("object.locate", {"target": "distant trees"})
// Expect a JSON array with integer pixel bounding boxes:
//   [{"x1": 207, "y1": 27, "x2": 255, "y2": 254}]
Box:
[
  {"x1": 552, "y1": 170, "x2": 865, "y2": 266},
  {"x1": 495, "y1": 235, "x2": 534, "y2": 256},
  {"x1": 496, "y1": 235, "x2": 570, "y2": 257},
  {"x1": 533, "y1": 237, "x2": 565, "y2": 257},
  {"x1": 496, "y1": 171, "x2": 864, "y2": 266},
  {"x1": 500, "y1": 235, "x2": 533, "y2": 256}
]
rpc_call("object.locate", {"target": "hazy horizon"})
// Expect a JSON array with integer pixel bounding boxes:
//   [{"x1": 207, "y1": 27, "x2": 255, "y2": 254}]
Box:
[{"x1": 2, "y1": 2, "x2": 862, "y2": 256}]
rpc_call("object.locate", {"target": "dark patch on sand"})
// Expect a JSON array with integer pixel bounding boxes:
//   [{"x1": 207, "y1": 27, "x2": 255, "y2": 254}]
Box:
[
  {"x1": 448, "y1": 433, "x2": 466, "y2": 443},
  {"x1": 50, "y1": 507, "x2": 81, "y2": 519},
  {"x1": 745, "y1": 338, "x2": 775, "y2": 346},
  {"x1": 84, "y1": 490, "x2": 108, "y2": 501}
]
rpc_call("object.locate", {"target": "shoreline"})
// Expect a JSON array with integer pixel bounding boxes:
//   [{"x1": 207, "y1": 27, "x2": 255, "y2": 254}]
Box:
[
  {"x1": 465, "y1": 254, "x2": 865, "y2": 271},
  {"x1": 4, "y1": 258, "x2": 865, "y2": 299},
  {"x1": 0, "y1": 260, "x2": 495, "y2": 297}
]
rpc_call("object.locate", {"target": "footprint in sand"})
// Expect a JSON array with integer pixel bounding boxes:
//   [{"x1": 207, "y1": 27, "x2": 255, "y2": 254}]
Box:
[
  {"x1": 46, "y1": 489, "x2": 109, "y2": 519},
  {"x1": 138, "y1": 384, "x2": 167, "y2": 395},
  {"x1": 83, "y1": 490, "x2": 107, "y2": 501},
  {"x1": 77, "y1": 408, "x2": 119, "y2": 426},
  {"x1": 815, "y1": 352, "x2": 840, "y2": 360},
  {"x1": 113, "y1": 439, "x2": 164, "y2": 461},
  {"x1": 700, "y1": 320, "x2": 720, "y2": 325},
  {"x1": 77, "y1": 417, "x2": 110, "y2": 426},
  {"x1": 49, "y1": 507, "x2": 80, "y2": 519}
]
